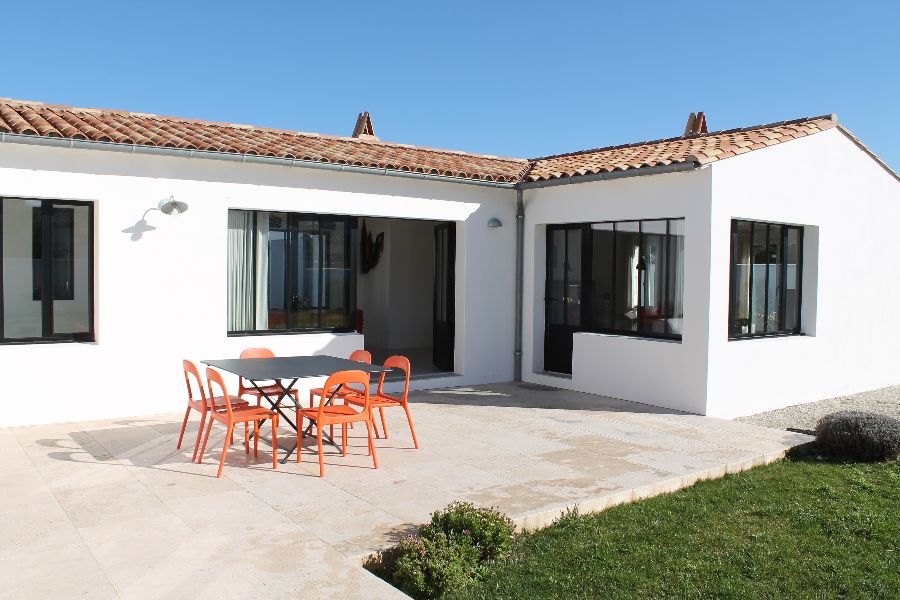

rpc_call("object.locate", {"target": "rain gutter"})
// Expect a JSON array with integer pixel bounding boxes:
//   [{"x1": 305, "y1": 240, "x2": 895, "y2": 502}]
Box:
[{"x1": 0, "y1": 131, "x2": 519, "y2": 189}]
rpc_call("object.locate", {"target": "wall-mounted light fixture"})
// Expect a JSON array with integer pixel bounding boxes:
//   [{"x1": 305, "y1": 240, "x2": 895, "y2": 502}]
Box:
[
  {"x1": 158, "y1": 195, "x2": 189, "y2": 215},
  {"x1": 487, "y1": 217, "x2": 503, "y2": 228}
]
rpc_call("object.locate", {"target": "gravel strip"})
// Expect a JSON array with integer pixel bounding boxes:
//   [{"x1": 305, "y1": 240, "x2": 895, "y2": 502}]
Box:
[{"x1": 736, "y1": 385, "x2": 900, "y2": 432}]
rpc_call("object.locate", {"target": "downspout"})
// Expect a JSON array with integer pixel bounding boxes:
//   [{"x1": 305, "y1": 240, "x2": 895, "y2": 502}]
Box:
[{"x1": 514, "y1": 188, "x2": 524, "y2": 381}]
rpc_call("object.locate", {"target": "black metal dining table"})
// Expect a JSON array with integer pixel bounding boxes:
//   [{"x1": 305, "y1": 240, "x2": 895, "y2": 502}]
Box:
[{"x1": 202, "y1": 355, "x2": 389, "y2": 463}]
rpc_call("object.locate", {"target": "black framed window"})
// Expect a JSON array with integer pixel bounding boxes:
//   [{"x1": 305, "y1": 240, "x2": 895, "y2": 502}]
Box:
[
  {"x1": 729, "y1": 219, "x2": 803, "y2": 338},
  {"x1": 546, "y1": 217, "x2": 685, "y2": 342},
  {"x1": 227, "y1": 210, "x2": 357, "y2": 334},
  {"x1": 1, "y1": 198, "x2": 94, "y2": 343}
]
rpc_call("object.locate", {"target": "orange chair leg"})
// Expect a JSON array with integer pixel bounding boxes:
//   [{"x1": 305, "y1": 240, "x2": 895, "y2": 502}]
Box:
[
  {"x1": 272, "y1": 415, "x2": 278, "y2": 470},
  {"x1": 192, "y1": 412, "x2": 207, "y2": 462},
  {"x1": 244, "y1": 422, "x2": 250, "y2": 455},
  {"x1": 379, "y1": 407, "x2": 388, "y2": 439},
  {"x1": 371, "y1": 409, "x2": 381, "y2": 439},
  {"x1": 217, "y1": 424, "x2": 234, "y2": 478},
  {"x1": 296, "y1": 418, "x2": 304, "y2": 463},
  {"x1": 198, "y1": 417, "x2": 215, "y2": 464},
  {"x1": 365, "y1": 419, "x2": 379, "y2": 469},
  {"x1": 177, "y1": 406, "x2": 191, "y2": 449},
  {"x1": 317, "y1": 426, "x2": 325, "y2": 477},
  {"x1": 342, "y1": 424, "x2": 348, "y2": 457},
  {"x1": 254, "y1": 421, "x2": 259, "y2": 458},
  {"x1": 403, "y1": 403, "x2": 420, "y2": 449}
]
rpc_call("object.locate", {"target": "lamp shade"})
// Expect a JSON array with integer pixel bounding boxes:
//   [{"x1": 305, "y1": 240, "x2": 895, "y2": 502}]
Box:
[{"x1": 159, "y1": 196, "x2": 189, "y2": 215}]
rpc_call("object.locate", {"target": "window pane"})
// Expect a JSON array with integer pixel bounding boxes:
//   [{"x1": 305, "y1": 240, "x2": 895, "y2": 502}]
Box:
[
  {"x1": 638, "y1": 220, "x2": 667, "y2": 335},
  {"x1": 766, "y1": 224, "x2": 784, "y2": 332},
  {"x1": 730, "y1": 221, "x2": 752, "y2": 336},
  {"x1": 3, "y1": 198, "x2": 43, "y2": 338},
  {"x1": 613, "y1": 221, "x2": 640, "y2": 332},
  {"x1": 547, "y1": 228, "x2": 566, "y2": 325},
  {"x1": 750, "y1": 223, "x2": 769, "y2": 334},
  {"x1": 590, "y1": 223, "x2": 614, "y2": 330},
  {"x1": 320, "y1": 217, "x2": 353, "y2": 330},
  {"x1": 784, "y1": 227, "x2": 801, "y2": 331},
  {"x1": 666, "y1": 219, "x2": 685, "y2": 336},
  {"x1": 266, "y1": 213, "x2": 288, "y2": 330},
  {"x1": 565, "y1": 228, "x2": 582, "y2": 326},
  {"x1": 51, "y1": 204, "x2": 90, "y2": 335},
  {"x1": 290, "y1": 216, "x2": 320, "y2": 329}
]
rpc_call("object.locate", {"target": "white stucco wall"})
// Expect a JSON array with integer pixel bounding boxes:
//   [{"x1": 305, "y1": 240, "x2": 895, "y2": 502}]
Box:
[
  {"x1": 521, "y1": 169, "x2": 713, "y2": 415},
  {"x1": 705, "y1": 128, "x2": 900, "y2": 418},
  {"x1": 0, "y1": 143, "x2": 516, "y2": 427}
]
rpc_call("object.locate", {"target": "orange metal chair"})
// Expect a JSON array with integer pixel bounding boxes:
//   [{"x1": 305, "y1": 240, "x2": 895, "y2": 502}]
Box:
[
  {"x1": 308, "y1": 349, "x2": 372, "y2": 407},
  {"x1": 176, "y1": 360, "x2": 250, "y2": 462},
  {"x1": 198, "y1": 367, "x2": 279, "y2": 478},
  {"x1": 345, "y1": 355, "x2": 419, "y2": 449},
  {"x1": 237, "y1": 347, "x2": 300, "y2": 407},
  {"x1": 297, "y1": 370, "x2": 378, "y2": 477}
]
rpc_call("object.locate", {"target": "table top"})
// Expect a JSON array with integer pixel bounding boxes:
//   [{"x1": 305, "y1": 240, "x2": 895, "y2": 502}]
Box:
[{"x1": 202, "y1": 355, "x2": 390, "y2": 381}]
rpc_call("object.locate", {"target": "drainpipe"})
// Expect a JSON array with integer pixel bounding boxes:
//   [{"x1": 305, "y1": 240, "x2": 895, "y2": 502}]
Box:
[{"x1": 514, "y1": 189, "x2": 524, "y2": 381}]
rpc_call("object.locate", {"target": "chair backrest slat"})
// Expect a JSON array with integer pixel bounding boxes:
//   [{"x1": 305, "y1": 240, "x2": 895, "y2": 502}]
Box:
[
  {"x1": 206, "y1": 367, "x2": 234, "y2": 417},
  {"x1": 349, "y1": 349, "x2": 372, "y2": 364},
  {"x1": 317, "y1": 370, "x2": 370, "y2": 418},
  {"x1": 376, "y1": 355, "x2": 411, "y2": 401},
  {"x1": 183, "y1": 359, "x2": 207, "y2": 407},
  {"x1": 238, "y1": 348, "x2": 276, "y2": 390}
]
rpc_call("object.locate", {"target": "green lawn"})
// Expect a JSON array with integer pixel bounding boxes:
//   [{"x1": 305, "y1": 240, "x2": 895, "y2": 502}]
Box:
[{"x1": 453, "y1": 457, "x2": 900, "y2": 599}]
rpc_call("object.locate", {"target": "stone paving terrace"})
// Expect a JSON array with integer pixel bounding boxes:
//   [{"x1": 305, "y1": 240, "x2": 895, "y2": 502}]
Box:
[{"x1": 0, "y1": 383, "x2": 810, "y2": 599}]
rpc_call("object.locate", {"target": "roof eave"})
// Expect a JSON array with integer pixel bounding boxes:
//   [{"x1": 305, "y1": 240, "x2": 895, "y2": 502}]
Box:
[
  {"x1": 0, "y1": 131, "x2": 520, "y2": 189},
  {"x1": 517, "y1": 160, "x2": 702, "y2": 190}
]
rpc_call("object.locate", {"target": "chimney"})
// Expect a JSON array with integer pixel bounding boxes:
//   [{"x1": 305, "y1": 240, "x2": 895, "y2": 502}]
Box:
[
  {"x1": 683, "y1": 111, "x2": 708, "y2": 137},
  {"x1": 352, "y1": 112, "x2": 379, "y2": 141}
]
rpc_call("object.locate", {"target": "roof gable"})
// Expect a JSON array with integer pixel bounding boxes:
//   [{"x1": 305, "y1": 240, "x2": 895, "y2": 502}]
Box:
[{"x1": 525, "y1": 116, "x2": 839, "y2": 183}]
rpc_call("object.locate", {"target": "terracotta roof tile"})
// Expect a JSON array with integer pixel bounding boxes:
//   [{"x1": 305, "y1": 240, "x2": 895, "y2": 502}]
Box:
[
  {"x1": 0, "y1": 98, "x2": 530, "y2": 183},
  {"x1": 525, "y1": 116, "x2": 839, "y2": 182},
  {"x1": 1, "y1": 99, "x2": 893, "y2": 185}
]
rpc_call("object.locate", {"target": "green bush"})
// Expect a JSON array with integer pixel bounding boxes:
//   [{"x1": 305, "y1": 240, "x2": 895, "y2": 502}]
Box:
[
  {"x1": 420, "y1": 501, "x2": 516, "y2": 562},
  {"x1": 815, "y1": 411, "x2": 900, "y2": 461},
  {"x1": 391, "y1": 532, "x2": 480, "y2": 599},
  {"x1": 365, "y1": 501, "x2": 516, "y2": 599}
]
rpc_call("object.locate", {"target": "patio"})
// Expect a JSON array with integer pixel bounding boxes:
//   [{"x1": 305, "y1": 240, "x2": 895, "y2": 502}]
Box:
[{"x1": 0, "y1": 383, "x2": 810, "y2": 599}]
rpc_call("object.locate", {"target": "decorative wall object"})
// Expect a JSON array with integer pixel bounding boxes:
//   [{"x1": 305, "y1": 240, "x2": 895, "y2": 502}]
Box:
[{"x1": 360, "y1": 219, "x2": 385, "y2": 273}]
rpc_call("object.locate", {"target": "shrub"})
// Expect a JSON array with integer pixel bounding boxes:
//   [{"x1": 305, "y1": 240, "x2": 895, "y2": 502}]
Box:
[
  {"x1": 419, "y1": 501, "x2": 516, "y2": 562},
  {"x1": 815, "y1": 411, "x2": 900, "y2": 461},
  {"x1": 365, "y1": 501, "x2": 517, "y2": 599},
  {"x1": 391, "y1": 532, "x2": 480, "y2": 599}
]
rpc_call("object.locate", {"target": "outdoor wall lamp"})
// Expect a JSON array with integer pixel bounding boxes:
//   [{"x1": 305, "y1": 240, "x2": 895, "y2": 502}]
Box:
[
  {"x1": 159, "y1": 195, "x2": 189, "y2": 215},
  {"x1": 487, "y1": 217, "x2": 503, "y2": 228}
]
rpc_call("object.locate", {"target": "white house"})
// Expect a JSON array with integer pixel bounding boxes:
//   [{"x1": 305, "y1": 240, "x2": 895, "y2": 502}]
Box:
[{"x1": 0, "y1": 100, "x2": 897, "y2": 427}]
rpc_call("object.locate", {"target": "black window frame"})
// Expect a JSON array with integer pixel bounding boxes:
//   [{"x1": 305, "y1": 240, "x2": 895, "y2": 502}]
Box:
[
  {"x1": 545, "y1": 216, "x2": 686, "y2": 343},
  {"x1": 728, "y1": 219, "x2": 803, "y2": 340},
  {"x1": 0, "y1": 197, "x2": 95, "y2": 344},
  {"x1": 227, "y1": 210, "x2": 358, "y2": 337}
]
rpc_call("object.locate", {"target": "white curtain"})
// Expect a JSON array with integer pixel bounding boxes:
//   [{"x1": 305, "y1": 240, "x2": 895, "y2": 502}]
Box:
[
  {"x1": 227, "y1": 211, "x2": 254, "y2": 331},
  {"x1": 254, "y1": 215, "x2": 269, "y2": 329}
]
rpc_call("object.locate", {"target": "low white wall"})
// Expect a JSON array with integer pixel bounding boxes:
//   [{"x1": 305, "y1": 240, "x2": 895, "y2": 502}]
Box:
[
  {"x1": 705, "y1": 128, "x2": 900, "y2": 418},
  {"x1": 0, "y1": 143, "x2": 516, "y2": 427},
  {"x1": 522, "y1": 169, "x2": 713, "y2": 415}
]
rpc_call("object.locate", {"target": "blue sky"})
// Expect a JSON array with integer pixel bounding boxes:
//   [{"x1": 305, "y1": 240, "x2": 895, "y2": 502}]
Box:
[{"x1": 4, "y1": 1, "x2": 898, "y2": 168}]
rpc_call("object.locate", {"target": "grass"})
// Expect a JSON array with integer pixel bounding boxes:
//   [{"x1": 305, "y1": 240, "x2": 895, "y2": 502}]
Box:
[{"x1": 452, "y1": 456, "x2": 900, "y2": 599}]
